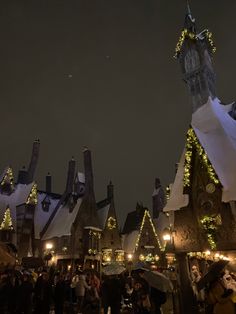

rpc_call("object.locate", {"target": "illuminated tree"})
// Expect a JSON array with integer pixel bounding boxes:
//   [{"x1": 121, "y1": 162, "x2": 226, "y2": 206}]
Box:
[{"x1": 0, "y1": 207, "x2": 13, "y2": 230}]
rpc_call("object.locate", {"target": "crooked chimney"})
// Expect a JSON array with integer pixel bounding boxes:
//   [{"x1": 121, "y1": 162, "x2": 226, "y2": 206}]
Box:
[
  {"x1": 107, "y1": 181, "x2": 114, "y2": 199},
  {"x1": 83, "y1": 147, "x2": 94, "y2": 195},
  {"x1": 27, "y1": 139, "x2": 40, "y2": 184},
  {"x1": 65, "y1": 157, "x2": 76, "y2": 193},
  {"x1": 46, "y1": 172, "x2": 52, "y2": 194}
]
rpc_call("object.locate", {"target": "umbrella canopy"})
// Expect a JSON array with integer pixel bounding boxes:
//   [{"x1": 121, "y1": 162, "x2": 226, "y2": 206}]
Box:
[
  {"x1": 197, "y1": 260, "x2": 229, "y2": 291},
  {"x1": 143, "y1": 270, "x2": 173, "y2": 292},
  {"x1": 0, "y1": 242, "x2": 15, "y2": 265},
  {"x1": 102, "y1": 263, "x2": 126, "y2": 276}
]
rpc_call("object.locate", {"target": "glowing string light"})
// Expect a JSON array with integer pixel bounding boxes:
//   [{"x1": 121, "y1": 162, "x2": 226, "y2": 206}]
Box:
[
  {"x1": 174, "y1": 28, "x2": 216, "y2": 58},
  {"x1": 135, "y1": 210, "x2": 164, "y2": 252},
  {"x1": 26, "y1": 183, "x2": 38, "y2": 205},
  {"x1": 0, "y1": 167, "x2": 14, "y2": 188},
  {"x1": 0, "y1": 207, "x2": 13, "y2": 230},
  {"x1": 183, "y1": 128, "x2": 220, "y2": 188}
]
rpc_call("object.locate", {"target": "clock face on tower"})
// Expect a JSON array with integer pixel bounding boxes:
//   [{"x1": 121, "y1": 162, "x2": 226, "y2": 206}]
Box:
[
  {"x1": 184, "y1": 49, "x2": 200, "y2": 73},
  {"x1": 107, "y1": 217, "x2": 116, "y2": 229}
]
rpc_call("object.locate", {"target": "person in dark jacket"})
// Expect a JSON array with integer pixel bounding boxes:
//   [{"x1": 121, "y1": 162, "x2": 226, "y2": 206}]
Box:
[
  {"x1": 17, "y1": 273, "x2": 34, "y2": 314},
  {"x1": 54, "y1": 274, "x2": 65, "y2": 314},
  {"x1": 34, "y1": 271, "x2": 52, "y2": 314},
  {"x1": 130, "y1": 281, "x2": 151, "y2": 314},
  {"x1": 150, "y1": 287, "x2": 166, "y2": 314},
  {"x1": 101, "y1": 275, "x2": 122, "y2": 314}
]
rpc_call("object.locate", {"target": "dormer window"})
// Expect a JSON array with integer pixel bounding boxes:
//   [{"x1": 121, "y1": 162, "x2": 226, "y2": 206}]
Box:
[{"x1": 41, "y1": 196, "x2": 51, "y2": 212}]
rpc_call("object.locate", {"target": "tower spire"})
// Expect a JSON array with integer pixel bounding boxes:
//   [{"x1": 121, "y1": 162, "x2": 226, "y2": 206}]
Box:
[
  {"x1": 186, "y1": 0, "x2": 191, "y2": 16},
  {"x1": 184, "y1": 0, "x2": 195, "y2": 31},
  {"x1": 175, "y1": 2, "x2": 217, "y2": 112}
]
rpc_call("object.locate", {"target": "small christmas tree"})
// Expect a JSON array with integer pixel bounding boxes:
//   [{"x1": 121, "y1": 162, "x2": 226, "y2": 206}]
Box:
[{"x1": 0, "y1": 207, "x2": 13, "y2": 230}]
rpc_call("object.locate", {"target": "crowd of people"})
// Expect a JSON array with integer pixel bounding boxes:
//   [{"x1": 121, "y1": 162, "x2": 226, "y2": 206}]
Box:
[
  {"x1": 191, "y1": 264, "x2": 236, "y2": 314},
  {"x1": 0, "y1": 266, "x2": 168, "y2": 314}
]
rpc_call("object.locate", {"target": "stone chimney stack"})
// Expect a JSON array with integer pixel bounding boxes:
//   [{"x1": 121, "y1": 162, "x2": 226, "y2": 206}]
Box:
[
  {"x1": 107, "y1": 181, "x2": 114, "y2": 199},
  {"x1": 46, "y1": 172, "x2": 52, "y2": 194},
  {"x1": 83, "y1": 147, "x2": 94, "y2": 195},
  {"x1": 152, "y1": 178, "x2": 165, "y2": 219},
  {"x1": 17, "y1": 166, "x2": 28, "y2": 184},
  {"x1": 155, "y1": 178, "x2": 161, "y2": 189},
  {"x1": 27, "y1": 139, "x2": 40, "y2": 184},
  {"x1": 65, "y1": 157, "x2": 76, "y2": 193}
]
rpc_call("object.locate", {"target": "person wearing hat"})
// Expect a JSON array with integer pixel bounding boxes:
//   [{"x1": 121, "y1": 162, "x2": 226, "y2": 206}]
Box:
[{"x1": 206, "y1": 272, "x2": 235, "y2": 314}]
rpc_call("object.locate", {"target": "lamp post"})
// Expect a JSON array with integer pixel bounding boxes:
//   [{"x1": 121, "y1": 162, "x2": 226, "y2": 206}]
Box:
[
  {"x1": 127, "y1": 253, "x2": 133, "y2": 276},
  {"x1": 44, "y1": 242, "x2": 54, "y2": 267},
  {"x1": 163, "y1": 228, "x2": 172, "y2": 242}
]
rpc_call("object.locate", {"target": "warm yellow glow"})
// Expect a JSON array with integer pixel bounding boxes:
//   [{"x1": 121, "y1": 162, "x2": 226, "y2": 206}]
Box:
[
  {"x1": 45, "y1": 242, "x2": 53, "y2": 250},
  {"x1": 205, "y1": 250, "x2": 211, "y2": 256},
  {"x1": 184, "y1": 128, "x2": 220, "y2": 188},
  {"x1": 174, "y1": 28, "x2": 216, "y2": 59},
  {"x1": 163, "y1": 228, "x2": 171, "y2": 242},
  {"x1": 135, "y1": 210, "x2": 163, "y2": 251},
  {"x1": 0, "y1": 207, "x2": 13, "y2": 230},
  {"x1": 127, "y1": 254, "x2": 133, "y2": 261},
  {"x1": 139, "y1": 254, "x2": 145, "y2": 261},
  {"x1": 154, "y1": 255, "x2": 160, "y2": 261},
  {"x1": 0, "y1": 167, "x2": 14, "y2": 188},
  {"x1": 26, "y1": 183, "x2": 38, "y2": 205},
  {"x1": 163, "y1": 234, "x2": 171, "y2": 241},
  {"x1": 68, "y1": 265, "x2": 71, "y2": 270}
]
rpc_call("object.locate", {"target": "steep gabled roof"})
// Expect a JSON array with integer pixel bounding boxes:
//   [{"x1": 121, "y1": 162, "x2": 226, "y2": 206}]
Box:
[
  {"x1": 0, "y1": 182, "x2": 34, "y2": 231},
  {"x1": 34, "y1": 191, "x2": 61, "y2": 239},
  {"x1": 42, "y1": 198, "x2": 83, "y2": 240},
  {"x1": 97, "y1": 203, "x2": 110, "y2": 230},
  {"x1": 122, "y1": 208, "x2": 145, "y2": 234},
  {"x1": 164, "y1": 97, "x2": 236, "y2": 211}
]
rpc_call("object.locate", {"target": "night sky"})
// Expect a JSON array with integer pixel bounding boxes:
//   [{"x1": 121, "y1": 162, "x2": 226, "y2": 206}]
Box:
[{"x1": 1, "y1": 0, "x2": 236, "y2": 226}]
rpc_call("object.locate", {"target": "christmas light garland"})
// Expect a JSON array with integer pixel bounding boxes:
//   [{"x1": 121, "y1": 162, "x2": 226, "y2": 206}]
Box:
[
  {"x1": 0, "y1": 207, "x2": 13, "y2": 230},
  {"x1": 135, "y1": 210, "x2": 164, "y2": 252},
  {"x1": 200, "y1": 214, "x2": 222, "y2": 250},
  {"x1": 183, "y1": 128, "x2": 220, "y2": 188},
  {"x1": 205, "y1": 30, "x2": 217, "y2": 54},
  {"x1": 26, "y1": 183, "x2": 38, "y2": 205},
  {"x1": 174, "y1": 28, "x2": 216, "y2": 58},
  {"x1": 0, "y1": 167, "x2": 14, "y2": 187},
  {"x1": 107, "y1": 217, "x2": 117, "y2": 230},
  {"x1": 166, "y1": 185, "x2": 171, "y2": 200}
]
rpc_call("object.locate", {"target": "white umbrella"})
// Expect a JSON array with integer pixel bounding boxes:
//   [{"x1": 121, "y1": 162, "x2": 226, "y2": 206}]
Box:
[
  {"x1": 143, "y1": 270, "x2": 173, "y2": 292},
  {"x1": 102, "y1": 263, "x2": 126, "y2": 276}
]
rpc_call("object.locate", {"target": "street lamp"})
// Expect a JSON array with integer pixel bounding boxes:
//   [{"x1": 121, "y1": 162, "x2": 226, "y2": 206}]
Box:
[
  {"x1": 127, "y1": 253, "x2": 133, "y2": 261},
  {"x1": 45, "y1": 242, "x2": 54, "y2": 267},
  {"x1": 45, "y1": 242, "x2": 53, "y2": 250},
  {"x1": 127, "y1": 254, "x2": 133, "y2": 276},
  {"x1": 163, "y1": 228, "x2": 171, "y2": 242}
]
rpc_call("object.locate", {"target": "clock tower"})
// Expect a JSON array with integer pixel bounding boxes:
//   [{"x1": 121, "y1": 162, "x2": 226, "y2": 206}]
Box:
[{"x1": 175, "y1": 3, "x2": 216, "y2": 112}]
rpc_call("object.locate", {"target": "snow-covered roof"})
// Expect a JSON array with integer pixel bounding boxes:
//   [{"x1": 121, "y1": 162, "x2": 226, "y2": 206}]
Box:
[
  {"x1": 97, "y1": 204, "x2": 110, "y2": 230},
  {"x1": 42, "y1": 198, "x2": 82, "y2": 240},
  {"x1": 164, "y1": 97, "x2": 236, "y2": 211},
  {"x1": 122, "y1": 230, "x2": 139, "y2": 254},
  {"x1": 163, "y1": 150, "x2": 189, "y2": 211},
  {"x1": 0, "y1": 183, "x2": 34, "y2": 230},
  {"x1": 34, "y1": 192, "x2": 60, "y2": 239}
]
